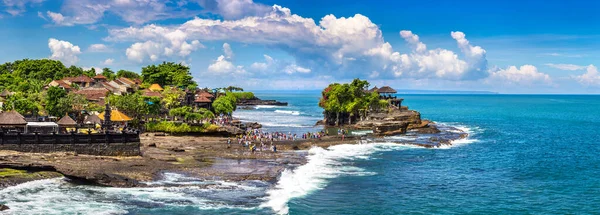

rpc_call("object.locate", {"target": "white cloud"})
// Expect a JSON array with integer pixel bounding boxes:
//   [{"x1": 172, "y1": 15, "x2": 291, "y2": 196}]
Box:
[
  {"x1": 103, "y1": 58, "x2": 114, "y2": 65},
  {"x1": 45, "y1": 0, "x2": 197, "y2": 26},
  {"x1": 3, "y1": 0, "x2": 44, "y2": 16},
  {"x1": 223, "y1": 43, "x2": 233, "y2": 59},
  {"x1": 545, "y1": 63, "x2": 586, "y2": 71},
  {"x1": 196, "y1": 0, "x2": 271, "y2": 19},
  {"x1": 284, "y1": 64, "x2": 311, "y2": 74},
  {"x1": 574, "y1": 65, "x2": 600, "y2": 86},
  {"x1": 82, "y1": 66, "x2": 102, "y2": 74},
  {"x1": 488, "y1": 65, "x2": 552, "y2": 85},
  {"x1": 250, "y1": 54, "x2": 274, "y2": 71},
  {"x1": 107, "y1": 5, "x2": 490, "y2": 80},
  {"x1": 125, "y1": 37, "x2": 203, "y2": 63},
  {"x1": 48, "y1": 38, "x2": 81, "y2": 66},
  {"x1": 87, "y1": 43, "x2": 111, "y2": 52},
  {"x1": 207, "y1": 55, "x2": 246, "y2": 74}
]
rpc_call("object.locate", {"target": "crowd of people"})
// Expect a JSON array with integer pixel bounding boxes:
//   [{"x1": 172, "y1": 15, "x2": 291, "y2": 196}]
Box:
[{"x1": 228, "y1": 128, "x2": 331, "y2": 153}]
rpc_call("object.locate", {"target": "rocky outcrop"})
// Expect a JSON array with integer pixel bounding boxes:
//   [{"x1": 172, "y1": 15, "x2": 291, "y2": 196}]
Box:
[
  {"x1": 0, "y1": 204, "x2": 9, "y2": 211},
  {"x1": 237, "y1": 98, "x2": 288, "y2": 106},
  {"x1": 339, "y1": 109, "x2": 439, "y2": 136}
]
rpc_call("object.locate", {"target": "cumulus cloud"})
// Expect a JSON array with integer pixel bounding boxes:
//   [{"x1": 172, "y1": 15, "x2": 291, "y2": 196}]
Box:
[
  {"x1": 103, "y1": 58, "x2": 114, "y2": 65},
  {"x1": 573, "y1": 65, "x2": 600, "y2": 86},
  {"x1": 207, "y1": 43, "x2": 245, "y2": 75},
  {"x1": 45, "y1": 0, "x2": 197, "y2": 26},
  {"x1": 208, "y1": 55, "x2": 246, "y2": 74},
  {"x1": 48, "y1": 38, "x2": 81, "y2": 66},
  {"x1": 488, "y1": 65, "x2": 552, "y2": 85},
  {"x1": 87, "y1": 43, "x2": 111, "y2": 52},
  {"x1": 125, "y1": 32, "x2": 203, "y2": 63},
  {"x1": 545, "y1": 63, "x2": 586, "y2": 71},
  {"x1": 250, "y1": 54, "x2": 274, "y2": 71},
  {"x1": 196, "y1": 0, "x2": 271, "y2": 19},
  {"x1": 3, "y1": 0, "x2": 44, "y2": 16},
  {"x1": 284, "y1": 64, "x2": 311, "y2": 74},
  {"x1": 106, "y1": 5, "x2": 490, "y2": 80},
  {"x1": 223, "y1": 43, "x2": 233, "y2": 59}
]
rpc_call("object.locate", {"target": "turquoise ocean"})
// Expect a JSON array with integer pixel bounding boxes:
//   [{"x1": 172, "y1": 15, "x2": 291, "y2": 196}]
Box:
[{"x1": 1, "y1": 92, "x2": 599, "y2": 214}]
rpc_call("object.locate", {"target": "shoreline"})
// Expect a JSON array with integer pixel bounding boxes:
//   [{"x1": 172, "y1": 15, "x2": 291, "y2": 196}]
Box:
[{"x1": 0, "y1": 125, "x2": 468, "y2": 188}]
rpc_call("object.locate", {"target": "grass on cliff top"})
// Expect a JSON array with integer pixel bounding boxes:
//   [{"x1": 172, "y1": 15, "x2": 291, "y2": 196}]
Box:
[{"x1": 0, "y1": 168, "x2": 62, "y2": 178}]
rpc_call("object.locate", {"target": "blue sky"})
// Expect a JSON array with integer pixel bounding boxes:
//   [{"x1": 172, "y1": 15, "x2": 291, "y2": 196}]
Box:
[{"x1": 0, "y1": 0, "x2": 599, "y2": 93}]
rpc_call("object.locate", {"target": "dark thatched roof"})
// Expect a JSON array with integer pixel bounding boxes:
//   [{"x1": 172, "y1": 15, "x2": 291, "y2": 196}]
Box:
[
  {"x1": 57, "y1": 115, "x2": 77, "y2": 126},
  {"x1": 195, "y1": 96, "x2": 211, "y2": 103},
  {"x1": 377, "y1": 86, "x2": 397, "y2": 94},
  {"x1": 84, "y1": 114, "x2": 102, "y2": 125},
  {"x1": 0, "y1": 111, "x2": 27, "y2": 126}
]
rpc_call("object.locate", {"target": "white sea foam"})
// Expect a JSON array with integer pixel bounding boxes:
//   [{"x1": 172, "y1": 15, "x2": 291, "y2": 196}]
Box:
[
  {"x1": 274, "y1": 110, "x2": 301, "y2": 116},
  {"x1": 254, "y1": 105, "x2": 278, "y2": 109},
  {"x1": 261, "y1": 142, "x2": 412, "y2": 214},
  {"x1": 436, "y1": 123, "x2": 483, "y2": 149},
  {"x1": 0, "y1": 173, "x2": 268, "y2": 214}
]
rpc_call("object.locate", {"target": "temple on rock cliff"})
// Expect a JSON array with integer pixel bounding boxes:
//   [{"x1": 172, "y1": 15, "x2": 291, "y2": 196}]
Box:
[{"x1": 369, "y1": 86, "x2": 403, "y2": 108}]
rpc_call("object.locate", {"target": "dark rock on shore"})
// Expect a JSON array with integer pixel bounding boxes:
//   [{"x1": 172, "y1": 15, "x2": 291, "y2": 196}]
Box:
[
  {"x1": 237, "y1": 98, "x2": 288, "y2": 106},
  {"x1": 328, "y1": 108, "x2": 441, "y2": 136},
  {"x1": 0, "y1": 204, "x2": 9, "y2": 211}
]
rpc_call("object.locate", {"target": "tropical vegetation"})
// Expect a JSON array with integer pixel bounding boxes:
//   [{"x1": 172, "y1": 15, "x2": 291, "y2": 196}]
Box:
[{"x1": 319, "y1": 79, "x2": 389, "y2": 125}]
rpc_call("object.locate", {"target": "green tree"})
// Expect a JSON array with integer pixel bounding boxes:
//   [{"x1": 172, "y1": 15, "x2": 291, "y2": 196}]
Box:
[
  {"x1": 160, "y1": 86, "x2": 184, "y2": 109},
  {"x1": 107, "y1": 93, "x2": 149, "y2": 120},
  {"x1": 141, "y1": 62, "x2": 196, "y2": 88},
  {"x1": 116, "y1": 70, "x2": 140, "y2": 79},
  {"x1": 46, "y1": 86, "x2": 68, "y2": 116},
  {"x1": 212, "y1": 93, "x2": 237, "y2": 115},
  {"x1": 2, "y1": 92, "x2": 40, "y2": 116},
  {"x1": 169, "y1": 106, "x2": 192, "y2": 120},
  {"x1": 102, "y1": 68, "x2": 116, "y2": 80}
]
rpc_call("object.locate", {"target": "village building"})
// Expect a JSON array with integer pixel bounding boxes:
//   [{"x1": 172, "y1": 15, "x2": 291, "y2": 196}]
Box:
[
  {"x1": 99, "y1": 109, "x2": 132, "y2": 128},
  {"x1": 148, "y1": 83, "x2": 164, "y2": 92},
  {"x1": 63, "y1": 75, "x2": 95, "y2": 88},
  {"x1": 0, "y1": 111, "x2": 27, "y2": 133},
  {"x1": 93, "y1": 74, "x2": 108, "y2": 82},
  {"x1": 142, "y1": 89, "x2": 162, "y2": 97},
  {"x1": 84, "y1": 114, "x2": 102, "y2": 129},
  {"x1": 48, "y1": 80, "x2": 73, "y2": 91},
  {"x1": 25, "y1": 122, "x2": 58, "y2": 134},
  {"x1": 74, "y1": 87, "x2": 109, "y2": 105},
  {"x1": 57, "y1": 114, "x2": 77, "y2": 133}
]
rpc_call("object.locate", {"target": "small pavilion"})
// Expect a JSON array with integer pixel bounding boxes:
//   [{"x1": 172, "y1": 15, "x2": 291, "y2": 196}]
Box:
[
  {"x1": 99, "y1": 109, "x2": 132, "y2": 128},
  {"x1": 376, "y1": 86, "x2": 403, "y2": 108},
  {"x1": 148, "y1": 84, "x2": 164, "y2": 92},
  {"x1": 84, "y1": 114, "x2": 103, "y2": 129},
  {"x1": 0, "y1": 111, "x2": 27, "y2": 133},
  {"x1": 57, "y1": 114, "x2": 78, "y2": 133}
]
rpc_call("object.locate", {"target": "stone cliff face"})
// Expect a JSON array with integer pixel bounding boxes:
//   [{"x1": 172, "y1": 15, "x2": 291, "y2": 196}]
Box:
[{"x1": 330, "y1": 107, "x2": 440, "y2": 136}]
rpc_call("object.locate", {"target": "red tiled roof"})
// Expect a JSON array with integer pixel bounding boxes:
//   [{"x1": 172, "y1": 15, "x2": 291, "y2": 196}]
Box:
[
  {"x1": 94, "y1": 74, "x2": 107, "y2": 79},
  {"x1": 118, "y1": 77, "x2": 136, "y2": 85},
  {"x1": 55, "y1": 80, "x2": 72, "y2": 89},
  {"x1": 64, "y1": 75, "x2": 94, "y2": 83},
  {"x1": 197, "y1": 91, "x2": 214, "y2": 98},
  {"x1": 142, "y1": 90, "x2": 161, "y2": 97},
  {"x1": 73, "y1": 88, "x2": 108, "y2": 101},
  {"x1": 194, "y1": 96, "x2": 211, "y2": 103}
]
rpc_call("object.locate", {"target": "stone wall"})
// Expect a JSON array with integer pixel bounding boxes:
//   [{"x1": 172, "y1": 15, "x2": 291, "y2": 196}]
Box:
[{"x1": 0, "y1": 142, "x2": 140, "y2": 156}]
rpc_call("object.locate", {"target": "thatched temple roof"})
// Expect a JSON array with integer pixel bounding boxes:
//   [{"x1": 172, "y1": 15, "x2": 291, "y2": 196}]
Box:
[
  {"x1": 377, "y1": 86, "x2": 397, "y2": 94},
  {"x1": 57, "y1": 115, "x2": 77, "y2": 126},
  {"x1": 0, "y1": 111, "x2": 27, "y2": 126}
]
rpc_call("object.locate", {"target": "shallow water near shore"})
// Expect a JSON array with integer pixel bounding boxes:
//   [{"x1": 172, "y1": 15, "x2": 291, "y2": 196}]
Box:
[{"x1": 2, "y1": 93, "x2": 600, "y2": 214}]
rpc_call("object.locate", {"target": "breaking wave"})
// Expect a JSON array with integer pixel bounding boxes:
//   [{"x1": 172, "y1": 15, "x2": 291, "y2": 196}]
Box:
[
  {"x1": 274, "y1": 110, "x2": 301, "y2": 116},
  {"x1": 261, "y1": 142, "x2": 416, "y2": 214}
]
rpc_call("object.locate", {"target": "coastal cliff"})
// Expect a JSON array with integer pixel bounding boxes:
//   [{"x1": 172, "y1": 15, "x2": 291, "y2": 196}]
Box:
[{"x1": 352, "y1": 108, "x2": 440, "y2": 136}]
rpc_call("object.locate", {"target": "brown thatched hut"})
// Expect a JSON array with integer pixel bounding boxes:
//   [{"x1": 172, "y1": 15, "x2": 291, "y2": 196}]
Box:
[
  {"x1": 377, "y1": 86, "x2": 397, "y2": 94},
  {"x1": 0, "y1": 111, "x2": 27, "y2": 133},
  {"x1": 57, "y1": 114, "x2": 77, "y2": 133},
  {"x1": 84, "y1": 115, "x2": 102, "y2": 129}
]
